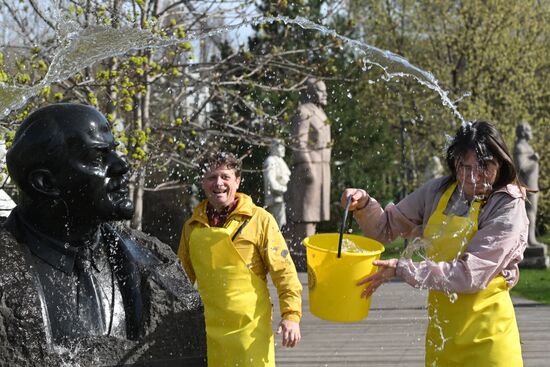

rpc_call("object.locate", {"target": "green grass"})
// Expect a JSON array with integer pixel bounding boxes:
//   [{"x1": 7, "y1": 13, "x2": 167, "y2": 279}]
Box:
[
  {"x1": 379, "y1": 239, "x2": 404, "y2": 259},
  {"x1": 511, "y1": 268, "x2": 550, "y2": 304},
  {"x1": 380, "y1": 237, "x2": 550, "y2": 304},
  {"x1": 510, "y1": 232, "x2": 550, "y2": 304}
]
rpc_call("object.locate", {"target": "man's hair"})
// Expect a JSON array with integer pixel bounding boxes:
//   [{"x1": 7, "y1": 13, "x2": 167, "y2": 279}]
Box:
[{"x1": 199, "y1": 152, "x2": 242, "y2": 177}]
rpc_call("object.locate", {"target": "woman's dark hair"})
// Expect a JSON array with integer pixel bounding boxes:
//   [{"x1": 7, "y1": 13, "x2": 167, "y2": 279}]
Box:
[{"x1": 445, "y1": 120, "x2": 519, "y2": 192}]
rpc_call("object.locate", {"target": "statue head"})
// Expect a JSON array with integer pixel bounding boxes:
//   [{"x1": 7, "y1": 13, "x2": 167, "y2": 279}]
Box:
[
  {"x1": 6, "y1": 103, "x2": 134, "y2": 223},
  {"x1": 516, "y1": 121, "x2": 532, "y2": 141},
  {"x1": 303, "y1": 78, "x2": 327, "y2": 106},
  {"x1": 269, "y1": 139, "x2": 285, "y2": 158}
]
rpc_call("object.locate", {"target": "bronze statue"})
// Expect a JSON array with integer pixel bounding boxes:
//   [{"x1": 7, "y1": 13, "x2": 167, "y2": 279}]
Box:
[
  {"x1": 286, "y1": 78, "x2": 331, "y2": 271},
  {"x1": 0, "y1": 104, "x2": 206, "y2": 366}
]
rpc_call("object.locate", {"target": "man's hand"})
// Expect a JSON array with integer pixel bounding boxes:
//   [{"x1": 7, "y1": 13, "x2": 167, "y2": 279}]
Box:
[{"x1": 277, "y1": 319, "x2": 301, "y2": 348}]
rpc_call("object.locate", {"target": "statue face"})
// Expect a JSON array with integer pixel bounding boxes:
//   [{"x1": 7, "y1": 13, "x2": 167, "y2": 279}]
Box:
[
  {"x1": 314, "y1": 81, "x2": 328, "y2": 106},
  {"x1": 201, "y1": 165, "x2": 241, "y2": 210},
  {"x1": 271, "y1": 142, "x2": 285, "y2": 157},
  {"x1": 54, "y1": 113, "x2": 134, "y2": 221},
  {"x1": 523, "y1": 124, "x2": 533, "y2": 140}
]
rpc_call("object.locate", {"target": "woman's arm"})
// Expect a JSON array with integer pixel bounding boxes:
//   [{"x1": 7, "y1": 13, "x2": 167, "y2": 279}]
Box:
[
  {"x1": 343, "y1": 178, "x2": 443, "y2": 243},
  {"x1": 396, "y1": 192, "x2": 528, "y2": 293}
]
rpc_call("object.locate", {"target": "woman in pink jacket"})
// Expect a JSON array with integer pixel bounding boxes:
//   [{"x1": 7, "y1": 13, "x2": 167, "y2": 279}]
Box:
[{"x1": 342, "y1": 120, "x2": 527, "y2": 367}]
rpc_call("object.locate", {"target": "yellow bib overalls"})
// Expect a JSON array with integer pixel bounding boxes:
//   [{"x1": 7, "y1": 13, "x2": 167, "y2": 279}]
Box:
[
  {"x1": 424, "y1": 182, "x2": 523, "y2": 366},
  {"x1": 190, "y1": 218, "x2": 275, "y2": 366}
]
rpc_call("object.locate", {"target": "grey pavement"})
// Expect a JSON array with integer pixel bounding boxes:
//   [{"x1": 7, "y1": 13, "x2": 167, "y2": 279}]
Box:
[{"x1": 271, "y1": 273, "x2": 549, "y2": 367}]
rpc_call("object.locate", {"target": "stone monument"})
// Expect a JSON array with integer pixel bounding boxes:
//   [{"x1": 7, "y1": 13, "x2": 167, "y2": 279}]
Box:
[
  {"x1": 513, "y1": 121, "x2": 549, "y2": 268},
  {"x1": 0, "y1": 103, "x2": 206, "y2": 366},
  {"x1": 423, "y1": 156, "x2": 445, "y2": 182},
  {"x1": 263, "y1": 139, "x2": 291, "y2": 228},
  {"x1": 286, "y1": 78, "x2": 331, "y2": 271}
]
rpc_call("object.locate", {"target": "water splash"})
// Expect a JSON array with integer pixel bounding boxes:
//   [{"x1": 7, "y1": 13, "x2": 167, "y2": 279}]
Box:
[
  {"x1": 265, "y1": 16, "x2": 463, "y2": 123},
  {"x1": 404, "y1": 178, "x2": 486, "y2": 304},
  {"x1": 1, "y1": 14, "x2": 465, "y2": 123}
]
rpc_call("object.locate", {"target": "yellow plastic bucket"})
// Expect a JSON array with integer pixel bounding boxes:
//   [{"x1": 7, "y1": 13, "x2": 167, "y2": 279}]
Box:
[{"x1": 303, "y1": 233, "x2": 384, "y2": 322}]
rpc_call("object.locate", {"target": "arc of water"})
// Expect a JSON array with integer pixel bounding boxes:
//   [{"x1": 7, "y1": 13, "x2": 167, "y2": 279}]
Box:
[{"x1": 0, "y1": 14, "x2": 464, "y2": 123}]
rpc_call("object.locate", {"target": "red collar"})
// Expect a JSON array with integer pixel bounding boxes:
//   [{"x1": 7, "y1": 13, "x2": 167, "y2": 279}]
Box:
[{"x1": 206, "y1": 198, "x2": 239, "y2": 227}]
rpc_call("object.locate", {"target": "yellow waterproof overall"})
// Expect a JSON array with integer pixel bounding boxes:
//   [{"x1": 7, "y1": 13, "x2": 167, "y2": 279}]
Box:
[
  {"x1": 190, "y1": 219, "x2": 275, "y2": 367},
  {"x1": 424, "y1": 182, "x2": 523, "y2": 366}
]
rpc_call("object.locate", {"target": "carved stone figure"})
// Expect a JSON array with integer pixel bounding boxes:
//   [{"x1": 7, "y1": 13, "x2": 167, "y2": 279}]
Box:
[
  {"x1": 423, "y1": 156, "x2": 445, "y2": 182},
  {"x1": 514, "y1": 121, "x2": 549, "y2": 268},
  {"x1": 0, "y1": 103, "x2": 206, "y2": 366},
  {"x1": 263, "y1": 139, "x2": 291, "y2": 227},
  {"x1": 286, "y1": 78, "x2": 331, "y2": 271}
]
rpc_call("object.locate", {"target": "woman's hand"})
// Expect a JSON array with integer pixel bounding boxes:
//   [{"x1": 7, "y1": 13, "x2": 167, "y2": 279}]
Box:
[
  {"x1": 341, "y1": 188, "x2": 370, "y2": 211},
  {"x1": 357, "y1": 259, "x2": 398, "y2": 298}
]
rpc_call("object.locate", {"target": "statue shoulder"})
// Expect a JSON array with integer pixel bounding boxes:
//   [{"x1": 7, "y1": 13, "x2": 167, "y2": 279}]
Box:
[
  {"x1": 264, "y1": 155, "x2": 276, "y2": 166},
  {"x1": 514, "y1": 140, "x2": 531, "y2": 154},
  {"x1": 111, "y1": 224, "x2": 201, "y2": 299},
  {"x1": 0, "y1": 228, "x2": 52, "y2": 365},
  {"x1": 295, "y1": 103, "x2": 315, "y2": 120},
  {"x1": 115, "y1": 225, "x2": 177, "y2": 263}
]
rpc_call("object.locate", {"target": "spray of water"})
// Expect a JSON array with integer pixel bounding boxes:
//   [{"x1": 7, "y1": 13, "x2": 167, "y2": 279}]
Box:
[
  {"x1": 0, "y1": 15, "x2": 465, "y2": 123},
  {"x1": 0, "y1": 10, "x2": 475, "y2": 360}
]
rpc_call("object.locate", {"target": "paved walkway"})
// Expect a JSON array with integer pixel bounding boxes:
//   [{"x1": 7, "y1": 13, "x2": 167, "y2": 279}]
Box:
[{"x1": 271, "y1": 273, "x2": 549, "y2": 366}]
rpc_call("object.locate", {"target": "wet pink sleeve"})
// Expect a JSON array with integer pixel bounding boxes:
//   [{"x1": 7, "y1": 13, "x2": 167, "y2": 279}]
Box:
[
  {"x1": 353, "y1": 180, "x2": 437, "y2": 243},
  {"x1": 396, "y1": 193, "x2": 528, "y2": 293}
]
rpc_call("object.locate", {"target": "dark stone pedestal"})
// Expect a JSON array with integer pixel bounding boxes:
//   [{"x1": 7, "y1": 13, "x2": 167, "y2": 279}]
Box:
[{"x1": 519, "y1": 244, "x2": 549, "y2": 269}]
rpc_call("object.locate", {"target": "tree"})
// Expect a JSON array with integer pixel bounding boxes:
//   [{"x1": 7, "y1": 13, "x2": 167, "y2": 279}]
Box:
[
  {"x1": 0, "y1": 0, "x2": 259, "y2": 233},
  {"x1": 346, "y1": 0, "x2": 550, "y2": 232}
]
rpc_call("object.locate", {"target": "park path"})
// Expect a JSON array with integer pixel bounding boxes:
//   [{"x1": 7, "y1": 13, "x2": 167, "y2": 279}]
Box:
[{"x1": 271, "y1": 273, "x2": 549, "y2": 366}]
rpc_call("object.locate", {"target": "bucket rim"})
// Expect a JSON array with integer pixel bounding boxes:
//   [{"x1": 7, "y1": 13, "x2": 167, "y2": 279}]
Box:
[{"x1": 303, "y1": 233, "x2": 385, "y2": 256}]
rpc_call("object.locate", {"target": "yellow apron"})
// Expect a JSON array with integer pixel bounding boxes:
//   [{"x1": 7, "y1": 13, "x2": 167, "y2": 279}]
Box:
[
  {"x1": 424, "y1": 182, "x2": 523, "y2": 366},
  {"x1": 190, "y1": 218, "x2": 275, "y2": 367}
]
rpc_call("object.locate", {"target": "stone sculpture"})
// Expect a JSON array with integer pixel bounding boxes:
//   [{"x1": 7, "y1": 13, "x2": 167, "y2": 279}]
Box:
[
  {"x1": 0, "y1": 103, "x2": 206, "y2": 366},
  {"x1": 263, "y1": 139, "x2": 291, "y2": 228},
  {"x1": 513, "y1": 121, "x2": 549, "y2": 268},
  {"x1": 286, "y1": 78, "x2": 331, "y2": 271},
  {"x1": 423, "y1": 156, "x2": 445, "y2": 182}
]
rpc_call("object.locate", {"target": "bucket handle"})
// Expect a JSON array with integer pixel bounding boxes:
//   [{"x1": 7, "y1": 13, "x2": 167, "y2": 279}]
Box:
[{"x1": 338, "y1": 195, "x2": 354, "y2": 258}]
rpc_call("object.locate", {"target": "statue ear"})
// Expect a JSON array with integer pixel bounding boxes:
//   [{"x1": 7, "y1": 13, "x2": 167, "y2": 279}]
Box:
[{"x1": 29, "y1": 169, "x2": 60, "y2": 198}]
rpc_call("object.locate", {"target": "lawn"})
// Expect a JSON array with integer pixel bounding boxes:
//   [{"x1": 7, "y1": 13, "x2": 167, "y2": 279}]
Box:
[
  {"x1": 511, "y1": 268, "x2": 550, "y2": 304},
  {"x1": 379, "y1": 238, "x2": 550, "y2": 304},
  {"x1": 511, "y1": 232, "x2": 550, "y2": 304}
]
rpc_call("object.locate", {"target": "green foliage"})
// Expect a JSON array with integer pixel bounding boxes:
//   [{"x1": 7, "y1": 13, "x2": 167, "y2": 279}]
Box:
[
  {"x1": 348, "y1": 0, "x2": 550, "y2": 233},
  {"x1": 3, "y1": 0, "x2": 550, "y2": 233}
]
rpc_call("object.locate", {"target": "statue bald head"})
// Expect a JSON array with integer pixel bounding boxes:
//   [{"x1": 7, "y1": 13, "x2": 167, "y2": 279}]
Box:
[
  {"x1": 8, "y1": 104, "x2": 95, "y2": 195},
  {"x1": 7, "y1": 103, "x2": 134, "y2": 221}
]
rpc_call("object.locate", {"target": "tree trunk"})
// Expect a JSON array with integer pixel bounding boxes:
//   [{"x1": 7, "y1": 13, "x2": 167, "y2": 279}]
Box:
[{"x1": 130, "y1": 50, "x2": 152, "y2": 230}]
